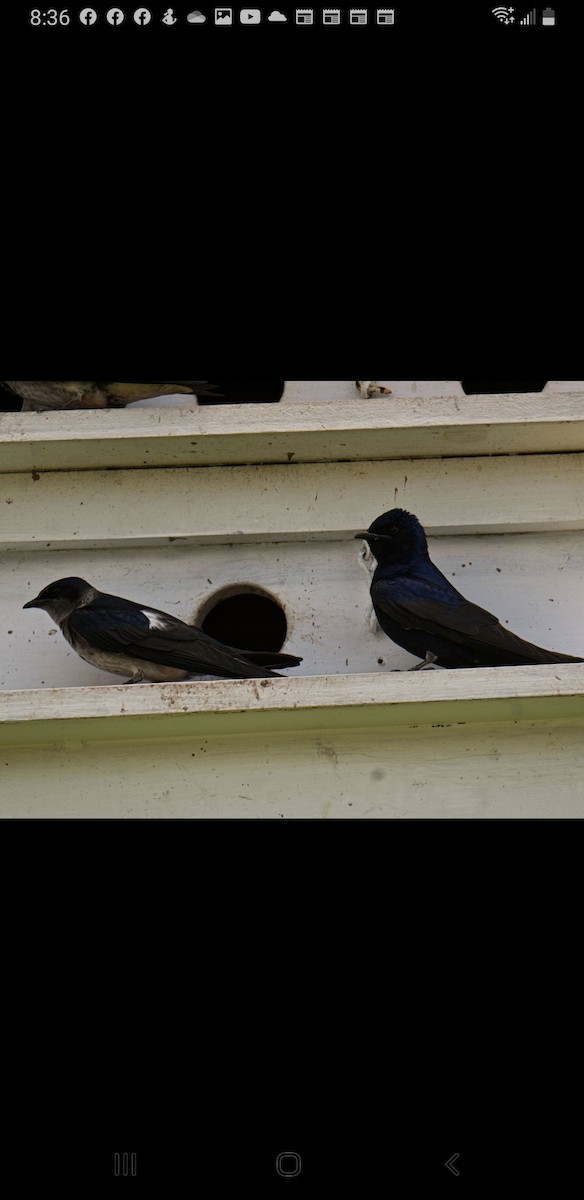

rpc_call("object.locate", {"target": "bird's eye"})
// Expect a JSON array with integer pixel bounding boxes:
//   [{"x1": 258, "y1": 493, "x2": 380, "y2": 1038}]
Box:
[{"x1": 389, "y1": 527, "x2": 399, "y2": 535}]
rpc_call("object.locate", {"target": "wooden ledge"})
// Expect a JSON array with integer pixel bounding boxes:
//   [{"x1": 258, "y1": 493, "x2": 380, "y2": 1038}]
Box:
[
  {"x1": 1, "y1": 395, "x2": 584, "y2": 472},
  {"x1": 2, "y1": 665, "x2": 584, "y2": 746},
  {"x1": 2, "y1": 453, "x2": 583, "y2": 552}
]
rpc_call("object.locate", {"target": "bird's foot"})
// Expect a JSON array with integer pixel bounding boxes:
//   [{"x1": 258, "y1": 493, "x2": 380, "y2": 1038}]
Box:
[
  {"x1": 409, "y1": 652, "x2": 439, "y2": 671},
  {"x1": 124, "y1": 672, "x2": 145, "y2": 684}
]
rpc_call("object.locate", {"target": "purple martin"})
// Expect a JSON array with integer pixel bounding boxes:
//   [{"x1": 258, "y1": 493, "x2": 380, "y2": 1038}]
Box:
[
  {"x1": 23, "y1": 578, "x2": 302, "y2": 683},
  {"x1": 355, "y1": 508, "x2": 583, "y2": 669},
  {"x1": 1, "y1": 380, "x2": 285, "y2": 411},
  {"x1": 1, "y1": 381, "x2": 220, "y2": 411}
]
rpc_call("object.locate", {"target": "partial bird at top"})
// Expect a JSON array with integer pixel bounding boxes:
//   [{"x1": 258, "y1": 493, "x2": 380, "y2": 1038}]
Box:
[
  {"x1": 0, "y1": 381, "x2": 221, "y2": 411},
  {"x1": 2, "y1": 381, "x2": 393, "y2": 410}
]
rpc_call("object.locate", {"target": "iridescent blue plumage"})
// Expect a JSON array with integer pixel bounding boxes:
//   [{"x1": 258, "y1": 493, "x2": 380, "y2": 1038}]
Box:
[{"x1": 356, "y1": 509, "x2": 582, "y2": 668}]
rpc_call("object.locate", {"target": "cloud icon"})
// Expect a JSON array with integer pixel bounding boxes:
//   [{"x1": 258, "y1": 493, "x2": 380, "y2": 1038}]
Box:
[
  {"x1": 187, "y1": 9, "x2": 206, "y2": 20},
  {"x1": 268, "y1": 9, "x2": 287, "y2": 18}
]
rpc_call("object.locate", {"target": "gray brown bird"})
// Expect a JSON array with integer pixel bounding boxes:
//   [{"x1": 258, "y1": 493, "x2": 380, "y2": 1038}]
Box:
[
  {"x1": 1, "y1": 380, "x2": 220, "y2": 411},
  {"x1": 24, "y1": 577, "x2": 302, "y2": 684}
]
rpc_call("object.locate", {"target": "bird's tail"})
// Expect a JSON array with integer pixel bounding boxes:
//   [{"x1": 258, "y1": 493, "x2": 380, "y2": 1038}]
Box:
[
  {"x1": 534, "y1": 650, "x2": 584, "y2": 664},
  {"x1": 240, "y1": 650, "x2": 303, "y2": 670}
]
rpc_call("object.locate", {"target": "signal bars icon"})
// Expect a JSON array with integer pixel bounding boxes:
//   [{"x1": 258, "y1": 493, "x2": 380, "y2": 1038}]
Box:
[{"x1": 520, "y1": 7, "x2": 536, "y2": 21}]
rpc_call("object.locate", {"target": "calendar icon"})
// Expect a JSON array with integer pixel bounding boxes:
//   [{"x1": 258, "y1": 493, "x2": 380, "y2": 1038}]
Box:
[
  {"x1": 376, "y1": 7, "x2": 394, "y2": 22},
  {"x1": 349, "y1": 9, "x2": 368, "y2": 23},
  {"x1": 295, "y1": 8, "x2": 313, "y2": 21}
]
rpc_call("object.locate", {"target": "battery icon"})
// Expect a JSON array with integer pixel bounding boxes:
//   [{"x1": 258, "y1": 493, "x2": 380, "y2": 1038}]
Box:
[{"x1": 542, "y1": 7, "x2": 555, "y2": 23}]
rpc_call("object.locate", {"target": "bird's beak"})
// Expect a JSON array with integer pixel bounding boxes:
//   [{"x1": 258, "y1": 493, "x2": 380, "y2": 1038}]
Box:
[
  {"x1": 354, "y1": 533, "x2": 368, "y2": 541},
  {"x1": 23, "y1": 597, "x2": 41, "y2": 609}
]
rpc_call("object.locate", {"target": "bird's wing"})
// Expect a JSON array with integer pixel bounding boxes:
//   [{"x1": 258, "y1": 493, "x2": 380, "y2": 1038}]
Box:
[
  {"x1": 1, "y1": 381, "x2": 223, "y2": 410},
  {"x1": 371, "y1": 572, "x2": 574, "y2": 663},
  {"x1": 1, "y1": 381, "x2": 88, "y2": 410},
  {"x1": 67, "y1": 602, "x2": 276, "y2": 677},
  {"x1": 100, "y1": 382, "x2": 223, "y2": 403},
  {"x1": 136, "y1": 381, "x2": 222, "y2": 395}
]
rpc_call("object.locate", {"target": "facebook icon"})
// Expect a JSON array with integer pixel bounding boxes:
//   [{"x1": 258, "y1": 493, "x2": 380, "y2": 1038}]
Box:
[
  {"x1": 133, "y1": 7, "x2": 152, "y2": 22},
  {"x1": 106, "y1": 7, "x2": 125, "y2": 23},
  {"x1": 79, "y1": 7, "x2": 98, "y2": 22}
]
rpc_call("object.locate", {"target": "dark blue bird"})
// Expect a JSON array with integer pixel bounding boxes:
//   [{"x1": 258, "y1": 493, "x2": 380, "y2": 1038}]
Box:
[
  {"x1": 23, "y1": 577, "x2": 302, "y2": 683},
  {"x1": 355, "y1": 508, "x2": 583, "y2": 669}
]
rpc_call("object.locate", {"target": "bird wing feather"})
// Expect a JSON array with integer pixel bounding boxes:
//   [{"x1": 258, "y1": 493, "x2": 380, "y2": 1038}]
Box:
[
  {"x1": 67, "y1": 603, "x2": 276, "y2": 677},
  {"x1": 100, "y1": 382, "x2": 222, "y2": 402},
  {"x1": 371, "y1": 575, "x2": 577, "y2": 663}
]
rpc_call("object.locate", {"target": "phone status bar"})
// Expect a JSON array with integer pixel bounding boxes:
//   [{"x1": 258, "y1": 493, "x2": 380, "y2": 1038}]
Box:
[
  {"x1": 25, "y1": 6, "x2": 565, "y2": 29},
  {"x1": 27, "y1": 7, "x2": 399, "y2": 26}
]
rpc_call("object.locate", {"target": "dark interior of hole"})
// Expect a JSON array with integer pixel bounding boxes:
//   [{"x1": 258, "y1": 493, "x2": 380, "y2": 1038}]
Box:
[
  {"x1": 461, "y1": 381, "x2": 547, "y2": 394},
  {"x1": 201, "y1": 594, "x2": 287, "y2": 652},
  {"x1": 196, "y1": 381, "x2": 285, "y2": 405}
]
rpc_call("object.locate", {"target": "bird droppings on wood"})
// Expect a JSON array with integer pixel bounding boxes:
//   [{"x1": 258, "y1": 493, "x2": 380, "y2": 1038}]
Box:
[{"x1": 31, "y1": 472, "x2": 40, "y2": 481}]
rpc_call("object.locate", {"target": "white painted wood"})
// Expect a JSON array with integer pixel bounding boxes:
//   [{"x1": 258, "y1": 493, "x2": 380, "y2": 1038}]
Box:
[
  {"x1": 1, "y1": 687, "x2": 583, "y2": 818},
  {"x1": 544, "y1": 381, "x2": 584, "y2": 393},
  {"x1": 2, "y1": 455, "x2": 583, "y2": 554},
  {"x1": 3, "y1": 665, "x2": 584, "y2": 734},
  {"x1": 2, "y1": 395, "x2": 583, "y2": 473},
  {"x1": 2, "y1": 670, "x2": 584, "y2": 819},
  {"x1": 282, "y1": 382, "x2": 469, "y2": 402}
]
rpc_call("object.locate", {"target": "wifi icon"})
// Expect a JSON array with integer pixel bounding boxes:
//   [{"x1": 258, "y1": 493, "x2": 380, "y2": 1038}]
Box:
[{"x1": 492, "y1": 5, "x2": 515, "y2": 21}]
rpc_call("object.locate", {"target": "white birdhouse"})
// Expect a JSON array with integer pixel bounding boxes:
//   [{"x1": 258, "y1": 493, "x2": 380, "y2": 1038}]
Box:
[{"x1": 1, "y1": 381, "x2": 584, "y2": 817}]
